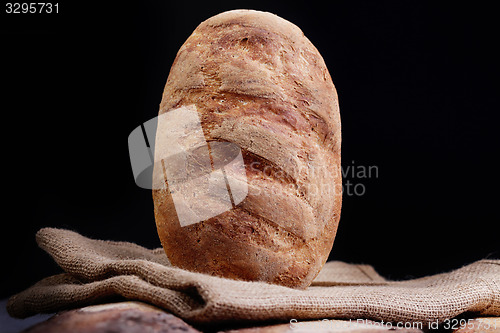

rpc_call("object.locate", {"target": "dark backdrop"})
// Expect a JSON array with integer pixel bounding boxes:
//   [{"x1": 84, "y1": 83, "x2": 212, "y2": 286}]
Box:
[{"x1": 2, "y1": 1, "x2": 498, "y2": 298}]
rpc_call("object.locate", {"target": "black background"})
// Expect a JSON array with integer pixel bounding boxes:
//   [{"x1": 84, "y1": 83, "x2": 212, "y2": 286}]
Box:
[{"x1": 1, "y1": 1, "x2": 498, "y2": 299}]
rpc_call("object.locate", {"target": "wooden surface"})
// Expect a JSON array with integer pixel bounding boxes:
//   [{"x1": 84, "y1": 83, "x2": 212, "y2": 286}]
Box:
[{"x1": 13, "y1": 301, "x2": 500, "y2": 333}]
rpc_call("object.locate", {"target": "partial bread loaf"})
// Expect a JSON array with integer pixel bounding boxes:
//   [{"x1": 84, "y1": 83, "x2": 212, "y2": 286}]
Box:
[{"x1": 153, "y1": 9, "x2": 341, "y2": 289}]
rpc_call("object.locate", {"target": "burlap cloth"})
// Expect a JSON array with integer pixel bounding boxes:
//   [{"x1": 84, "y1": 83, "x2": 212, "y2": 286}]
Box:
[{"x1": 7, "y1": 228, "x2": 500, "y2": 324}]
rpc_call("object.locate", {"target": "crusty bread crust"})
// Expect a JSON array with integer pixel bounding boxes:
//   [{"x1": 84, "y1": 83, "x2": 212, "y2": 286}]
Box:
[{"x1": 153, "y1": 9, "x2": 341, "y2": 289}]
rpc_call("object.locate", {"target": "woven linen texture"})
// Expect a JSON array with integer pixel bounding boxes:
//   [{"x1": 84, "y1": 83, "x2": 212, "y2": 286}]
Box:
[{"x1": 7, "y1": 228, "x2": 500, "y2": 324}]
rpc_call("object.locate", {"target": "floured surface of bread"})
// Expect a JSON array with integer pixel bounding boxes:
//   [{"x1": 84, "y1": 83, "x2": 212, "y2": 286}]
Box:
[{"x1": 153, "y1": 9, "x2": 341, "y2": 289}]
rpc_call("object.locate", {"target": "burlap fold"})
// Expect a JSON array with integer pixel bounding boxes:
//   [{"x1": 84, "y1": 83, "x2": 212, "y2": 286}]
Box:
[{"x1": 7, "y1": 228, "x2": 500, "y2": 324}]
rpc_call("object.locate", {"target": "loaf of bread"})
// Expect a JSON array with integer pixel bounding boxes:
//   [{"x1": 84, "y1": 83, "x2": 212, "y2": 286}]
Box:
[{"x1": 153, "y1": 9, "x2": 341, "y2": 289}]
